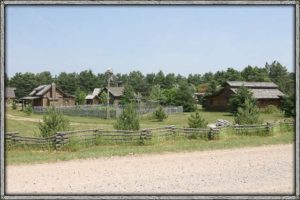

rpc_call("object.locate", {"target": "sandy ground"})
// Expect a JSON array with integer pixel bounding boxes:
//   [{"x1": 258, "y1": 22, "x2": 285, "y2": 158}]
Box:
[{"x1": 6, "y1": 144, "x2": 294, "y2": 195}]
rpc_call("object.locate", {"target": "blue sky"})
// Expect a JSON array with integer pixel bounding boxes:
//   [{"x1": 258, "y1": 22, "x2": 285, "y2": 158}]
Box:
[{"x1": 6, "y1": 5, "x2": 294, "y2": 77}]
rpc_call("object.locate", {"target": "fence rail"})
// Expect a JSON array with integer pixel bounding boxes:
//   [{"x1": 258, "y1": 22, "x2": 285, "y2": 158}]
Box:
[{"x1": 6, "y1": 121, "x2": 293, "y2": 150}]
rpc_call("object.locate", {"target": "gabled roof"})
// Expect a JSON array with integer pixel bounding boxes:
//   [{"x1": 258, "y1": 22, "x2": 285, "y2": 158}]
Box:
[
  {"x1": 230, "y1": 88, "x2": 284, "y2": 99},
  {"x1": 106, "y1": 87, "x2": 124, "y2": 97},
  {"x1": 226, "y1": 81, "x2": 278, "y2": 88},
  {"x1": 25, "y1": 84, "x2": 74, "y2": 98},
  {"x1": 85, "y1": 88, "x2": 101, "y2": 100},
  {"x1": 5, "y1": 87, "x2": 16, "y2": 98},
  {"x1": 92, "y1": 88, "x2": 101, "y2": 96}
]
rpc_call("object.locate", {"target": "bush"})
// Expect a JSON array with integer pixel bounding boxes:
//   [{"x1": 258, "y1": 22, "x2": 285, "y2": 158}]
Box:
[
  {"x1": 24, "y1": 105, "x2": 33, "y2": 115},
  {"x1": 188, "y1": 110, "x2": 208, "y2": 128},
  {"x1": 282, "y1": 95, "x2": 295, "y2": 117},
  {"x1": 234, "y1": 99, "x2": 262, "y2": 125},
  {"x1": 260, "y1": 105, "x2": 280, "y2": 114},
  {"x1": 11, "y1": 101, "x2": 17, "y2": 110},
  {"x1": 114, "y1": 103, "x2": 140, "y2": 130},
  {"x1": 153, "y1": 106, "x2": 168, "y2": 122},
  {"x1": 39, "y1": 107, "x2": 70, "y2": 138}
]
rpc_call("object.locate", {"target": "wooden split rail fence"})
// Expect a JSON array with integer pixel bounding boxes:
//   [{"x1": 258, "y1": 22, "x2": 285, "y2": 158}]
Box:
[{"x1": 5, "y1": 121, "x2": 294, "y2": 150}]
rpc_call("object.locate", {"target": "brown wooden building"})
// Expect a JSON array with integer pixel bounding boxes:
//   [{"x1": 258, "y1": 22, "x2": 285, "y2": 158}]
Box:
[
  {"x1": 205, "y1": 81, "x2": 285, "y2": 111},
  {"x1": 99, "y1": 87, "x2": 124, "y2": 106},
  {"x1": 85, "y1": 88, "x2": 101, "y2": 105},
  {"x1": 21, "y1": 83, "x2": 75, "y2": 107}
]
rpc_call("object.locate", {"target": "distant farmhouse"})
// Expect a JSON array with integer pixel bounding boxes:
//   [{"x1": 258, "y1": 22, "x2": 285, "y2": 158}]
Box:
[
  {"x1": 85, "y1": 88, "x2": 101, "y2": 105},
  {"x1": 5, "y1": 87, "x2": 16, "y2": 103},
  {"x1": 21, "y1": 83, "x2": 75, "y2": 107},
  {"x1": 205, "y1": 81, "x2": 285, "y2": 111},
  {"x1": 99, "y1": 86, "x2": 124, "y2": 106}
]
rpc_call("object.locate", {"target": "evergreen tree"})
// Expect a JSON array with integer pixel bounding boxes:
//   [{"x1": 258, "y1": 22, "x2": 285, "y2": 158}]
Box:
[
  {"x1": 188, "y1": 110, "x2": 208, "y2": 128},
  {"x1": 114, "y1": 103, "x2": 140, "y2": 130},
  {"x1": 229, "y1": 86, "x2": 256, "y2": 114},
  {"x1": 234, "y1": 99, "x2": 262, "y2": 125}
]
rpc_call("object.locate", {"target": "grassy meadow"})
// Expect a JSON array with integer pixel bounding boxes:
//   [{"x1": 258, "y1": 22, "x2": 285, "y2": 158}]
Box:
[{"x1": 5, "y1": 106, "x2": 294, "y2": 165}]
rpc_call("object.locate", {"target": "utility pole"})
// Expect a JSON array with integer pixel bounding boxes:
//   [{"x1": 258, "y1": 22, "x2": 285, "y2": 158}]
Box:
[{"x1": 106, "y1": 68, "x2": 113, "y2": 119}]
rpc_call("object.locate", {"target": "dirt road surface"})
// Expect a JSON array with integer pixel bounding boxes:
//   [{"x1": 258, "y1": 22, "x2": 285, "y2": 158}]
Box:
[{"x1": 6, "y1": 144, "x2": 294, "y2": 195}]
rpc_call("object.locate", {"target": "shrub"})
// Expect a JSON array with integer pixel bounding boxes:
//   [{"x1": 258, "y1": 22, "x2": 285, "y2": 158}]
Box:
[
  {"x1": 153, "y1": 106, "x2": 168, "y2": 122},
  {"x1": 188, "y1": 110, "x2": 208, "y2": 128},
  {"x1": 114, "y1": 103, "x2": 140, "y2": 130},
  {"x1": 260, "y1": 105, "x2": 280, "y2": 114},
  {"x1": 11, "y1": 101, "x2": 17, "y2": 110},
  {"x1": 234, "y1": 99, "x2": 262, "y2": 125},
  {"x1": 39, "y1": 107, "x2": 70, "y2": 138},
  {"x1": 282, "y1": 95, "x2": 295, "y2": 117},
  {"x1": 24, "y1": 105, "x2": 33, "y2": 115}
]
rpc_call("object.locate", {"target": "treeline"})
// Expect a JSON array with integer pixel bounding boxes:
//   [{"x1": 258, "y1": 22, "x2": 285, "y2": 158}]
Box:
[{"x1": 6, "y1": 61, "x2": 295, "y2": 111}]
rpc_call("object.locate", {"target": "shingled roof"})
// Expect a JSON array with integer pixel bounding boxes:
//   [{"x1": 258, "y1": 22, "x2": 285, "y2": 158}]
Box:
[
  {"x1": 85, "y1": 88, "x2": 101, "y2": 100},
  {"x1": 226, "y1": 81, "x2": 278, "y2": 88},
  {"x1": 230, "y1": 88, "x2": 285, "y2": 99},
  {"x1": 106, "y1": 87, "x2": 124, "y2": 97}
]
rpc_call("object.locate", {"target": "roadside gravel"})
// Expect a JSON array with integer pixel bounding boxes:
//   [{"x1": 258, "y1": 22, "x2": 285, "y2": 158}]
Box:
[{"x1": 6, "y1": 144, "x2": 294, "y2": 194}]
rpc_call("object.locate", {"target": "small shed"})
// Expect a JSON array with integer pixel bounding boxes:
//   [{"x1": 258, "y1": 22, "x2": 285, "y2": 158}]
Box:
[
  {"x1": 21, "y1": 83, "x2": 75, "y2": 107},
  {"x1": 205, "y1": 81, "x2": 285, "y2": 111},
  {"x1": 85, "y1": 88, "x2": 101, "y2": 105}
]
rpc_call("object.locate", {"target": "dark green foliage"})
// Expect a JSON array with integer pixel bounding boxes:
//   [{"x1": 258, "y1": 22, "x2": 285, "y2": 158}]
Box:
[
  {"x1": 149, "y1": 85, "x2": 166, "y2": 105},
  {"x1": 24, "y1": 105, "x2": 33, "y2": 115},
  {"x1": 266, "y1": 61, "x2": 294, "y2": 96},
  {"x1": 234, "y1": 99, "x2": 262, "y2": 125},
  {"x1": 241, "y1": 65, "x2": 270, "y2": 82},
  {"x1": 174, "y1": 82, "x2": 196, "y2": 112},
  {"x1": 11, "y1": 101, "x2": 17, "y2": 110},
  {"x1": 120, "y1": 84, "x2": 136, "y2": 106},
  {"x1": 75, "y1": 89, "x2": 86, "y2": 105},
  {"x1": 56, "y1": 72, "x2": 78, "y2": 95},
  {"x1": 229, "y1": 86, "x2": 256, "y2": 114},
  {"x1": 39, "y1": 107, "x2": 70, "y2": 138},
  {"x1": 114, "y1": 103, "x2": 140, "y2": 130},
  {"x1": 188, "y1": 110, "x2": 208, "y2": 128},
  {"x1": 9, "y1": 72, "x2": 38, "y2": 99},
  {"x1": 282, "y1": 95, "x2": 295, "y2": 117},
  {"x1": 153, "y1": 106, "x2": 168, "y2": 122}
]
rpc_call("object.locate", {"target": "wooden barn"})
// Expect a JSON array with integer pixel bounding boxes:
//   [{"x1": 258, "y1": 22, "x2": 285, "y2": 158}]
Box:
[
  {"x1": 21, "y1": 83, "x2": 75, "y2": 107},
  {"x1": 99, "y1": 86, "x2": 124, "y2": 106},
  {"x1": 85, "y1": 88, "x2": 101, "y2": 105},
  {"x1": 205, "y1": 81, "x2": 285, "y2": 111}
]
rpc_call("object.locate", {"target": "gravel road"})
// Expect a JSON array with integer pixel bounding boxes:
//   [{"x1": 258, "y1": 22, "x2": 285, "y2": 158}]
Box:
[{"x1": 6, "y1": 144, "x2": 294, "y2": 195}]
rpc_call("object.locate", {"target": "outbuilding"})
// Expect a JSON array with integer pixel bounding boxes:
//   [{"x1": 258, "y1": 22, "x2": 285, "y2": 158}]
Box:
[{"x1": 205, "y1": 81, "x2": 285, "y2": 111}]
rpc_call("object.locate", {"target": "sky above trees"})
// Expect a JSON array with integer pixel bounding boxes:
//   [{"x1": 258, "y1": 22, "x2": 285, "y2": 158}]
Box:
[{"x1": 6, "y1": 5, "x2": 294, "y2": 77}]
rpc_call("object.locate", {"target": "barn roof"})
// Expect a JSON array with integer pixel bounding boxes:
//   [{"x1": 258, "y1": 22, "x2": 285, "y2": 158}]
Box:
[
  {"x1": 231, "y1": 88, "x2": 284, "y2": 99},
  {"x1": 85, "y1": 88, "x2": 101, "y2": 100},
  {"x1": 226, "y1": 81, "x2": 278, "y2": 88},
  {"x1": 106, "y1": 87, "x2": 124, "y2": 97},
  {"x1": 25, "y1": 84, "x2": 74, "y2": 98},
  {"x1": 5, "y1": 87, "x2": 16, "y2": 98}
]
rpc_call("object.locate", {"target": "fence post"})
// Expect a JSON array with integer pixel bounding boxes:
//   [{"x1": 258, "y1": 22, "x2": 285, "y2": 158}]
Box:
[
  {"x1": 140, "y1": 129, "x2": 147, "y2": 144},
  {"x1": 55, "y1": 132, "x2": 64, "y2": 150},
  {"x1": 266, "y1": 122, "x2": 273, "y2": 135},
  {"x1": 209, "y1": 128, "x2": 218, "y2": 140},
  {"x1": 170, "y1": 125, "x2": 176, "y2": 136}
]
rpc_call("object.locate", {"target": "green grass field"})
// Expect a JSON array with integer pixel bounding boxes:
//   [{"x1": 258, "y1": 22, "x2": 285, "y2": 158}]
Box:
[
  {"x1": 6, "y1": 107, "x2": 288, "y2": 136},
  {"x1": 5, "y1": 107, "x2": 294, "y2": 165}
]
